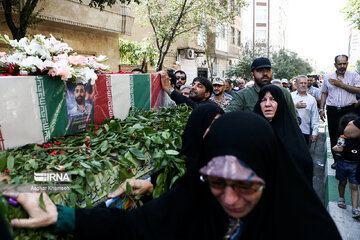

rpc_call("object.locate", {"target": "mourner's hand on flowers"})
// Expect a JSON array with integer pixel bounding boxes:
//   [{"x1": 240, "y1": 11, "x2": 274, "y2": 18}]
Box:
[
  {"x1": 2, "y1": 192, "x2": 58, "y2": 228},
  {"x1": 108, "y1": 179, "x2": 154, "y2": 199}
]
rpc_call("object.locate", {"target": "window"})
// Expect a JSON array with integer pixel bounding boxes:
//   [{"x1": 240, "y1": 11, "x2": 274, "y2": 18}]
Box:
[
  {"x1": 231, "y1": 27, "x2": 235, "y2": 44},
  {"x1": 256, "y1": 30, "x2": 267, "y2": 43},
  {"x1": 237, "y1": 30, "x2": 241, "y2": 46},
  {"x1": 256, "y1": 9, "x2": 267, "y2": 22}
]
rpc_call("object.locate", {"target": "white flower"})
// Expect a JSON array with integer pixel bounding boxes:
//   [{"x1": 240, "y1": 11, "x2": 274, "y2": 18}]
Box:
[
  {"x1": 19, "y1": 56, "x2": 44, "y2": 70},
  {"x1": 6, "y1": 52, "x2": 26, "y2": 65},
  {"x1": 74, "y1": 67, "x2": 98, "y2": 84}
]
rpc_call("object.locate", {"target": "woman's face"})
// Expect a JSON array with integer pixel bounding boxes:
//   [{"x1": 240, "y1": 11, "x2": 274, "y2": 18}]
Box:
[
  {"x1": 208, "y1": 176, "x2": 263, "y2": 218},
  {"x1": 260, "y1": 91, "x2": 278, "y2": 120}
]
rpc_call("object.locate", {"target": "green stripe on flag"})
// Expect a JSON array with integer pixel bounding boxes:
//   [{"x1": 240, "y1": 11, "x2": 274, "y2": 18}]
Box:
[
  {"x1": 35, "y1": 76, "x2": 68, "y2": 142},
  {"x1": 130, "y1": 74, "x2": 151, "y2": 111}
]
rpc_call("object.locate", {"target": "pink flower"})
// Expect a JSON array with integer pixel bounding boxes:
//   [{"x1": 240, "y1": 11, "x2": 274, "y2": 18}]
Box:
[
  {"x1": 0, "y1": 52, "x2": 7, "y2": 58},
  {"x1": 53, "y1": 55, "x2": 67, "y2": 62},
  {"x1": 67, "y1": 55, "x2": 86, "y2": 66},
  {"x1": 48, "y1": 69, "x2": 57, "y2": 77},
  {"x1": 57, "y1": 67, "x2": 70, "y2": 80}
]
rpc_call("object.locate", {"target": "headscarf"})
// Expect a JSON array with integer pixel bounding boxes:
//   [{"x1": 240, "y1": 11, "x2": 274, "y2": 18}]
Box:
[
  {"x1": 180, "y1": 102, "x2": 224, "y2": 172},
  {"x1": 253, "y1": 84, "x2": 313, "y2": 183},
  {"x1": 203, "y1": 111, "x2": 341, "y2": 239}
]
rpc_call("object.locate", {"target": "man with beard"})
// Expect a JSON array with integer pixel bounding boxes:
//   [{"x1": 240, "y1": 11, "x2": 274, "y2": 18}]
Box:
[
  {"x1": 320, "y1": 55, "x2": 360, "y2": 169},
  {"x1": 210, "y1": 78, "x2": 232, "y2": 110},
  {"x1": 160, "y1": 71, "x2": 213, "y2": 109},
  {"x1": 69, "y1": 83, "x2": 92, "y2": 116},
  {"x1": 225, "y1": 57, "x2": 297, "y2": 121},
  {"x1": 307, "y1": 75, "x2": 321, "y2": 105},
  {"x1": 174, "y1": 70, "x2": 187, "y2": 91},
  {"x1": 291, "y1": 75, "x2": 319, "y2": 145}
]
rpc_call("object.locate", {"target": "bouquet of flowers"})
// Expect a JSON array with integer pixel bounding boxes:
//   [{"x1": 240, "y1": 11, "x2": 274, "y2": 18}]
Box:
[{"x1": 0, "y1": 34, "x2": 110, "y2": 84}]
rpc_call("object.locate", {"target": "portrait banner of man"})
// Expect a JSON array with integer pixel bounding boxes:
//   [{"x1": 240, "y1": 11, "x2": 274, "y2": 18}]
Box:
[{"x1": 65, "y1": 82, "x2": 94, "y2": 133}]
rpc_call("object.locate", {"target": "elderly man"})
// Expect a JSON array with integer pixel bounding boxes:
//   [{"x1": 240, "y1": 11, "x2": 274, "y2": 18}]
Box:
[
  {"x1": 180, "y1": 84, "x2": 191, "y2": 97},
  {"x1": 226, "y1": 57, "x2": 297, "y2": 122},
  {"x1": 281, "y1": 79, "x2": 290, "y2": 91},
  {"x1": 237, "y1": 79, "x2": 246, "y2": 90},
  {"x1": 210, "y1": 78, "x2": 232, "y2": 110},
  {"x1": 271, "y1": 79, "x2": 282, "y2": 87},
  {"x1": 320, "y1": 55, "x2": 360, "y2": 168},
  {"x1": 291, "y1": 75, "x2": 319, "y2": 145}
]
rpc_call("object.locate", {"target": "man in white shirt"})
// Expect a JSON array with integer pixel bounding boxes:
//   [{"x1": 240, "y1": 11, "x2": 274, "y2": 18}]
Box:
[{"x1": 291, "y1": 75, "x2": 320, "y2": 146}]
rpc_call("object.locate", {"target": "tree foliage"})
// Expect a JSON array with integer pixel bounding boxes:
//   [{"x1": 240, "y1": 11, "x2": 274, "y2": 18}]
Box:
[
  {"x1": 1, "y1": 0, "x2": 42, "y2": 40},
  {"x1": 226, "y1": 42, "x2": 268, "y2": 79},
  {"x1": 271, "y1": 49, "x2": 313, "y2": 80},
  {"x1": 119, "y1": 38, "x2": 158, "y2": 70},
  {"x1": 227, "y1": 42, "x2": 312, "y2": 80},
  {"x1": 137, "y1": 0, "x2": 246, "y2": 71},
  {"x1": 342, "y1": 0, "x2": 360, "y2": 30}
]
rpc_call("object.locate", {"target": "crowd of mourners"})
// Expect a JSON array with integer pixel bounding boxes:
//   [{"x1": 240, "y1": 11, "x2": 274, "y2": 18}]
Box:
[{"x1": 2, "y1": 56, "x2": 360, "y2": 239}]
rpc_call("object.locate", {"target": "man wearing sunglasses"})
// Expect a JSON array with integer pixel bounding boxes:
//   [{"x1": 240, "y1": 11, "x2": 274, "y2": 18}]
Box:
[{"x1": 175, "y1": 70, "x2": 187, "y2": 91}]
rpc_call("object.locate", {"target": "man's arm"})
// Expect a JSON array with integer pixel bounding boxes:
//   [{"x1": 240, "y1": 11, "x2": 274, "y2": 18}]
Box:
[
  {"x1": 225, "y1": 91, "x2": 245, "y2": 112},
  {"x1": 160, "y1": 71, "x2": 195, "y2": 108},
  {"x1": 328, "y1": 78, "x2": 360, "y2": 94},
  {"x1": 319, "y1": 92, "x2": 328, "y2": 121},
  {"x1": 310, "y1": 99, "x2": 320, "y2": 142},
  {"x1": 344, "y1": 119, "x2": 360, "y2": 138}
]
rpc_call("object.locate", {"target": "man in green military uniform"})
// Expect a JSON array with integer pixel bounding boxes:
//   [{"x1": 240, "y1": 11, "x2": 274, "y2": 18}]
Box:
[{"x1": 226, "y1": 57, "x2": 298, "y2": 122}]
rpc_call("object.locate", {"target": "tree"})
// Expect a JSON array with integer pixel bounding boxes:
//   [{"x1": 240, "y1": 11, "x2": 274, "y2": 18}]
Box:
[
  {"x1": 0, "y1": 0, "x2": 139, "y2": 40},
  {"x1": 119, "y1": 38, "x2": 158, "y2": 71},
  {"x1": 226, "y1": 41, "x2": 268, "y2": 79},
  {"x1": 271, "y1": 49, "x2": 312, "y2": 80},
  {"x1": 226, "y1": 43, "x2": 312, "y2": 80},
  {"x1": 342, "y1": 0, "x2": 360, "y2": 29},
  {"x1": 137, "y1": 0, "x2": 246, "y2": 71}
]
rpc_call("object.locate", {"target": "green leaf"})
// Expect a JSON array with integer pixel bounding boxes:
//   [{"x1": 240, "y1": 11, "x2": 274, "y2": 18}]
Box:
[
  {"x1": 7, "y1": 154, "x2": 14, "y2": 171},
  {"x1": 170, "y1": 175, "x2": 180, "y2": 188},
  {"x1": 85, "y1": 196, "x2": 92, "y2": 208},
  {"x1": 124, "y1": 151, "x2": 133, "y2": 161},
  {"x1": 100, "y1": 140, "x2": 109, "y2": 153},
  {"x1": 104, "y1": 159, "x2": 113, "y2": 170},
  {"x1": 126, "y1": 182, "x2": 133, "y2": 194},
  {"x1": 161, "y1": 131, "x2": 171, "y2": 140},
  {"x1": 118, "y1": 168, "x2": 134, "y2": 182},
  {"x1": 165, "y1": 150, "x2": 179, "y2": 155},
  {"x1": 69, "y1": 192, "x2": 77, "y2": 207},
  {"x1": 131, "y1": 123, "x2": 144, "y2": 130},
  {"x1": 80, "y1": 162, "x2": 91, "y2": 169},
  {"x1": 153, "y1": 136, "x2": 162, "y2": 144},
  {"x1": 129, "y1": 148, "x2": 145, "y2": 160},
  {"x1": 0, "y1": 152, "x2": 7, "y2": 172},
  {"x1": 39, "y1": 193, "x2": 47, "y2": 212}
]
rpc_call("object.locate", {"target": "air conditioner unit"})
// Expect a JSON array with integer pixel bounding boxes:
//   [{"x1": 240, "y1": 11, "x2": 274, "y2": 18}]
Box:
[{"x1": 185, "y1": 49, "x2": 195, "y2": 59}]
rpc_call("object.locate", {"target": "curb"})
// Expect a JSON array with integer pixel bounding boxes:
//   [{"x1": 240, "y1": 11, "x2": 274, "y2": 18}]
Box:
[{"x1": 324, "y1": 125, "x2": 360, "y2": 239}]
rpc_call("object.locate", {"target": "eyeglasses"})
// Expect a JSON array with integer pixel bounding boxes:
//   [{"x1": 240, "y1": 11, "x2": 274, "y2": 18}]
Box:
[
  {"x1": 201, "y1": 175, "x2": 264, "y2": 194},
  {"x1": 176, "y1": 76, "x2": 186, "y2": 80}
]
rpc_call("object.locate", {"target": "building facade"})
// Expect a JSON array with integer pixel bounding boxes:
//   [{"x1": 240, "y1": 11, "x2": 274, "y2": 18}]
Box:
[
  {"x1": 241, "y1": 0, "x2": 289, "y2": 55},
  {"x1": 0, "y1": 0, "x2": 134, "y2": 71}
]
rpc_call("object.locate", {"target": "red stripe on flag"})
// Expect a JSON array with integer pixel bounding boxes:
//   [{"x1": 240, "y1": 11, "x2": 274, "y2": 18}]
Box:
[
  {"x1": 151, "y1": 73, "x2": 165, "y2": 110},
  {"x1": 93, "y1": 74, "x2": 113, "y2": 124}
]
